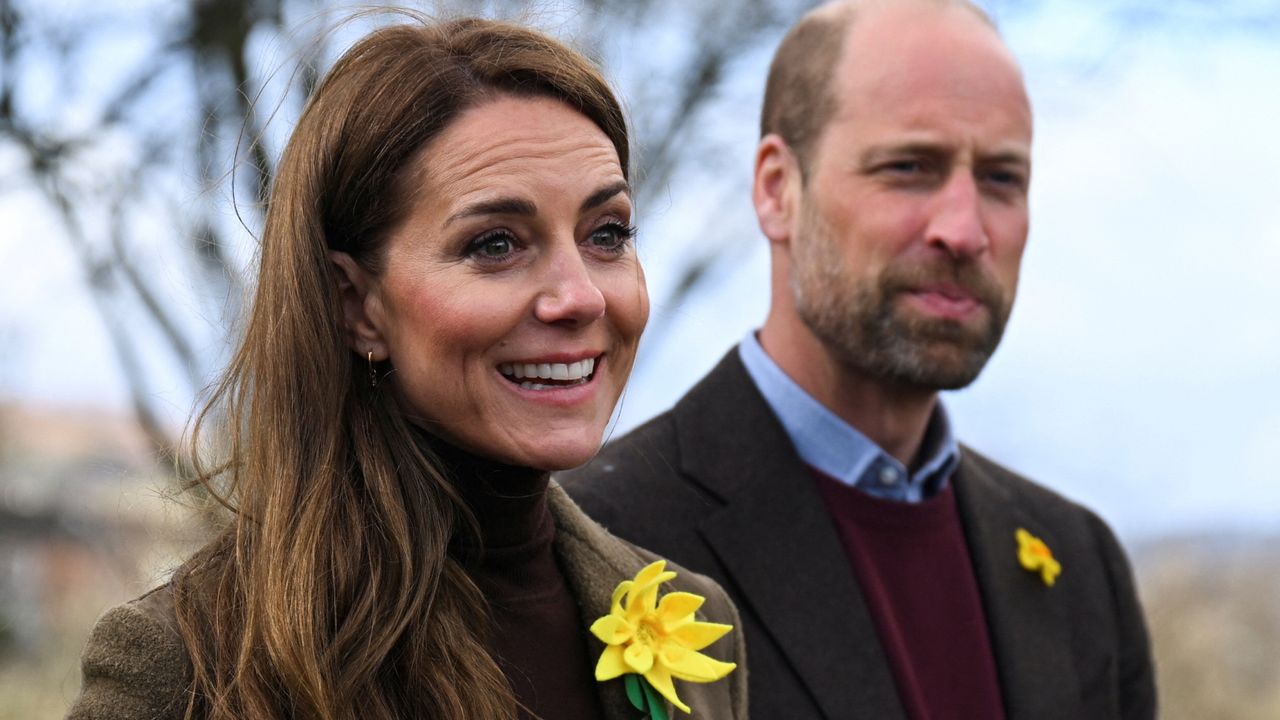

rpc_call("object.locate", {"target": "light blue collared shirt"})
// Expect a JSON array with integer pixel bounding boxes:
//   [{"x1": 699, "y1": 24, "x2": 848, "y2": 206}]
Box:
[{"x1": 738, "y1": 332, "x2": 960, "y2": 503}]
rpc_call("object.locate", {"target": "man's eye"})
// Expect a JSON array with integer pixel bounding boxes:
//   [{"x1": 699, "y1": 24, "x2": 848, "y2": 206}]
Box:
[
  {"x1": 587, "y1": 222, "x2": 637, "y2": 254},
  {"x1": 985, "y1": 169, "x2": 1025, "y2": 188},
  {"x1": 466, "y1": 231, "x2": 517, "y2": 259},
  {"x1": 885, "y1": 160, "x2": 924, "y2": 174}
]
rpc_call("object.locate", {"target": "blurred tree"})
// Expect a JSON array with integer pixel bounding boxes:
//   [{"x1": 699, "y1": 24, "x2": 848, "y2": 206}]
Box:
[
  {"x1": 0, "y1": 0, "x2": 817, "y2": 461},
  {"x1": 1, "y1": 0, "x2": 1277, "y2": 463}
]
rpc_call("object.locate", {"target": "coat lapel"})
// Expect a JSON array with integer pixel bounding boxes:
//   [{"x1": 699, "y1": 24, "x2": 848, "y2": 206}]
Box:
[
  {"x1": 673, "y1": 352, "x2": 906, "y2": 720},
  {"x1": 548, "y1": 485, "x2": 672, "y2": 720},
  {"x1": 953, "y1": 452, "x2": 1086, "y2": 719}
]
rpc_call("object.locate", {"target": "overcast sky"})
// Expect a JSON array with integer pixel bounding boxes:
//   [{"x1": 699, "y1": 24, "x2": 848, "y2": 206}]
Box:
[{"x1": 2, "y1": 1, "x2": 1278, "y2": 541}]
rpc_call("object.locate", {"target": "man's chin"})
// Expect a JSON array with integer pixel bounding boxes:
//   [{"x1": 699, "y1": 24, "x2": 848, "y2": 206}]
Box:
[{"x1": 863, "y1": 330, "x2": 998, "y2": 391}]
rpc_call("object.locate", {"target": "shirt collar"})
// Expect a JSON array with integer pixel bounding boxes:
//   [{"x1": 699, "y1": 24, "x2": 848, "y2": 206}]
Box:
[{"x1": 738, "y1": 332, "x2": 959, "y2": 503}]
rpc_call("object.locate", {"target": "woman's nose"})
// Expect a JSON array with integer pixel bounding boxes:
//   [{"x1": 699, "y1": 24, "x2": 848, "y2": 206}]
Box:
[{"x1": 533, "y1": 246, "x2": 607, "y2": 326}]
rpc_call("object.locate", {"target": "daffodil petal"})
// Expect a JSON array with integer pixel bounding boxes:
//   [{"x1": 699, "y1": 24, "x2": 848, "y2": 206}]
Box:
[
  {"x1": 631, "y1": 570, "x2": 678, "y2": 599},
  {"x1": 590, "y1": 614, "x2": 634, "y2": 645},
  {"x1": 670, "y1": 620, "x2": 733, "y2": 651},
  {"x1": 610, "y1": 580, "x2": 634, "y2": 614},
  {"x1": 1041, "y1": 558, "x2": 1062, "y2": 585},
  {"x1": 657, "y1": 592, "x2": 705, "y2": 622},
  {"x1": 595, "y1": 644, "x2": 629, "y2": 681},
  {"x1": 624, "y1": 641, "x2": 654, "y2": 674},
  {"x1": 634, "y1": 560, "x2": 668, "y2": 587},
  {"x1": 630, "y1": 572, "x2": 678, "y2": 616},
  {"x1": 624, "y1": 575, "x2": 677, "y2": 625},
  {"x1": 644, "y1": 665, "x2": 691, "y2": 714},
  {"x1": 1018, "y1": 548, "x2": 1036, "y2": 569},
  {"x1": 660, "y1": 644, "x2": 738, "y2": 683}
]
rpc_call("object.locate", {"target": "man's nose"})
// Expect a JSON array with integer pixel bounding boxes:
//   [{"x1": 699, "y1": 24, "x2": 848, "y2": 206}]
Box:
[
  {"x1": 924, "y1": 172, "x2": 989, "y2": 260},
  {"x1": 533, "y1": 244, "x2": 607, "y2": 326}
]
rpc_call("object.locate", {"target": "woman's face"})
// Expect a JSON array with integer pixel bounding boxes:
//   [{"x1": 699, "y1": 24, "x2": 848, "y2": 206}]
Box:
[{"x1": 336, "y1": 95, "x2": 648, "y2": 471}]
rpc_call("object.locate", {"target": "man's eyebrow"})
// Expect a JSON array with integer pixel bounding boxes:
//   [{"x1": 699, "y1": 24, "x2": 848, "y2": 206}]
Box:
[
  {"x1": 445, "y1": 198, "x2": 537, "y2": 227},
  {"x1": 580, "y1": 180, "x2": 631, "y2": 213},
  {"x1": 979, "y1": 149, "x2": 1031, "y2": 166},
  {"x1": 859, "y1": 143, "x2": 1030, "y2": 166},
  {"x1": 859, "y1": 142, "x2": 949, "y2": 165}
]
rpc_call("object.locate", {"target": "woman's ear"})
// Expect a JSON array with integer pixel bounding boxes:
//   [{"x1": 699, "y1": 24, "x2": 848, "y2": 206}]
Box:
[
  {"x1": 752, "y1": 134, "x2": 802, "y2": 247},
  {"x1": 329, "y1": 251, "x2": 388, "y2": 360}
]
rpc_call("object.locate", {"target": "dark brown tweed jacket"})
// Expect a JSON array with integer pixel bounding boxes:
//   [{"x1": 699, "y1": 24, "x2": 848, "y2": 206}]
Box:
[
  {"x1": 67, "y1": 485, "x2": 748, "y2": 720},
  {"x1": 561, "y1": 348, "x2": 1157, "y2": 720}
]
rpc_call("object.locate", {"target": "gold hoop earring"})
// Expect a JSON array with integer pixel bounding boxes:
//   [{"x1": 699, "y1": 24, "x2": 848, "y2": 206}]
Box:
[{"x1": 368, "y1": 350, "x2": 378, "y2": 389}]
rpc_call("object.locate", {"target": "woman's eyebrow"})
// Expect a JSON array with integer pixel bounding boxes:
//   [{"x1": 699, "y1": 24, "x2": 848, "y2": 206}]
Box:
[
  {"x1": 444, "y1": 180, "x2": 630, "y2": 228},
  {"x1": 580, "y1": 180, "x2": 631, "y2": 212},
  {"x1": 445, "y1": 198, "x2": 538, "y2": 227}
]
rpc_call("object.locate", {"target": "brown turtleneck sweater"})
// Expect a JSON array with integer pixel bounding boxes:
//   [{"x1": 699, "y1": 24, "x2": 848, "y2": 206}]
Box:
[{"x1": 442, "y1": 440, "x2": 606, "y2": 720}]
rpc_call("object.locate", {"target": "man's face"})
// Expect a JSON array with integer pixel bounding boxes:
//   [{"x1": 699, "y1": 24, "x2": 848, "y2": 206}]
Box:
[{"x1": 790, "y1": 4, "x2": 1033, "y2": 390}]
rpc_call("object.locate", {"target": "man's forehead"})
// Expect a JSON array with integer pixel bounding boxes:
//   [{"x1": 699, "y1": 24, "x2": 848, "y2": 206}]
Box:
[
  {"x1": 838, "y1": 4, "x2": 1016, "y2": 78},
  {"x1": 827, "y1": 2, "x2": 1030, "y2": 122}
]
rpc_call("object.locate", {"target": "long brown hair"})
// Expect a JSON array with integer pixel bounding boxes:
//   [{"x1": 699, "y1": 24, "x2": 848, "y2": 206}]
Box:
[{"x1": 173, "y1": 16, "x2": 629, "y2": 720}]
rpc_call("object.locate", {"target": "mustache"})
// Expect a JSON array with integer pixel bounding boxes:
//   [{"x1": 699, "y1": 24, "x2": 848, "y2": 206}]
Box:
[{"x1": 878, "y1": 258, "x2": 1005, "y2": 309}]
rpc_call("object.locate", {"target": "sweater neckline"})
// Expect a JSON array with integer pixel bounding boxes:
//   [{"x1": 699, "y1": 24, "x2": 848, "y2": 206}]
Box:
[{"x1": 418, "y1": 432, "x2": 553, "y2": 552}]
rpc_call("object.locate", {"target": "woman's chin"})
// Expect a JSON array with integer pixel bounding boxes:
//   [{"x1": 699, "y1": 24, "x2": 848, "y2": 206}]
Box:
[{"x1": 488, "y1": 439, "x2": 601, "y2": 473}]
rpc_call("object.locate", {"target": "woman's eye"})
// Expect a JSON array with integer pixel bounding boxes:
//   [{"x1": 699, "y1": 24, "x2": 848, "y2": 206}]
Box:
[
  {"x1": 587, "y1": 222, "x2": 636, "y2": 254},
  {"x1": 466, "y1": 231, "x2": 517, "y2": 260}
]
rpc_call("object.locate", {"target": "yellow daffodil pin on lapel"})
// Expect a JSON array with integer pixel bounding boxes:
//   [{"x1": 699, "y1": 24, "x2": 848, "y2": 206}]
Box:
[
  {"x1": 590, "y1": 560, "x2": 737, "y2": 718},
  {"x1": 1016, "y1": 528, "x2": 1062, "y2": 586}
]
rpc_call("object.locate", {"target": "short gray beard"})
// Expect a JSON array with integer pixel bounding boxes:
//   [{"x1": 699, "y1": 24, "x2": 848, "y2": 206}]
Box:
[{"x1": 791, "y1": 206, "x2": 1012, "y2": 391}]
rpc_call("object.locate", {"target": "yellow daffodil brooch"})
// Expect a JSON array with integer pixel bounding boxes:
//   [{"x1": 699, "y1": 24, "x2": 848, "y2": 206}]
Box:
[
  {"x1": 590, "y1": 560, "x2": 737, "y2": 718},
  {"x1": 1016, "y1": 528, "x2": 1061, "y2": 586}
]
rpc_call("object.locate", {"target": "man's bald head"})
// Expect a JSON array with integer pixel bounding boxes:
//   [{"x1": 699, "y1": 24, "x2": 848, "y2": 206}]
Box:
[{"x1": 760, "y1": 0, "x2": 999, "y2": 176}]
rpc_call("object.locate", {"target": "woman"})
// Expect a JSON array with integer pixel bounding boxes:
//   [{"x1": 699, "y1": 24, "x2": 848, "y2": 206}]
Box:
[{"x1": 67, "y1": 17, "x2": 746, "y2": 720}]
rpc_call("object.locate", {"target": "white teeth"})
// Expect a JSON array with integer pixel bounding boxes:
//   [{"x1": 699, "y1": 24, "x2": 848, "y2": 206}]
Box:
[
  {"x1": 519, "y1": 378, "x2": 588, "y2": 390},
  {"x1": 500, "y1": 356, "x2": 599, "y2": 383}
]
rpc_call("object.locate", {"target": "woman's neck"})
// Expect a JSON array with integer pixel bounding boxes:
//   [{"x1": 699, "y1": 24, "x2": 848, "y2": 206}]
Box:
[{"x1": 419, "y1": 433, "x2": 551, "y2": 550}]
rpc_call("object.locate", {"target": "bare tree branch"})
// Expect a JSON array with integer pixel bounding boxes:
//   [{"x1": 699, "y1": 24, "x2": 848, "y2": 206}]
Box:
[{"x1": 3, "y1": 0, "x2": 1277, "y2": 470}]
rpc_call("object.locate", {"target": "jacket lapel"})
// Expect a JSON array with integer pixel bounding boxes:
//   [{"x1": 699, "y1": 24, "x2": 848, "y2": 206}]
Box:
[
  {"x1": 548, "y1": 485, "x2": 680, "y2": 720},
  {"x1": 953, "y1": 452, "x2": 1086, "y2": 719},
  {"x1": 549, "y1": 486, "x2": 664, "y2": 720},
  {"x1": 673, "y1": 351, "x2": 906, "y2": 720}
]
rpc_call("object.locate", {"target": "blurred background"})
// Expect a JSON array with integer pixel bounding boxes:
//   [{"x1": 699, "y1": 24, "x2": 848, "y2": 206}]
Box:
[{"x1": 1, "y1": 0, "x2": 1277, "y2": 717}]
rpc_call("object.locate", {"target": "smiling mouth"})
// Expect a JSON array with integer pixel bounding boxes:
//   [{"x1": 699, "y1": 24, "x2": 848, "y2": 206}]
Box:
[{"x1": 498, "y1": 356, "x2": 598, "y2": 390}]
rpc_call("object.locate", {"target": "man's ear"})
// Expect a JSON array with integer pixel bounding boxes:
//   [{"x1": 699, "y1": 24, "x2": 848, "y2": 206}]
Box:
[
  {"x1": 752, "y1": 134, "x2": 803, "y2": 247},
  {"x1": 329, "y1": 251, "x2": 388, "y2": 359}
]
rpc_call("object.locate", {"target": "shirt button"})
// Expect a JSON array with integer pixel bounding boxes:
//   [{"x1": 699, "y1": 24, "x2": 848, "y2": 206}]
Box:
[{"x1": 879, "y1": 467, "x2": 900, "y2": 486}]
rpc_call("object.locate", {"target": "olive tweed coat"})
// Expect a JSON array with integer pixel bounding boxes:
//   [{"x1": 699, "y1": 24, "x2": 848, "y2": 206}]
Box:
[{"x1": 67, "y1": 485, "x2": 748, "y2": 720}]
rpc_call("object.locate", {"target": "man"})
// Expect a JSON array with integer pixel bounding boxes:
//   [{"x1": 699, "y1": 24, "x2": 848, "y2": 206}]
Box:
[{"x1": 562, "y1": 1, "x2": 1157, "y2": 718}]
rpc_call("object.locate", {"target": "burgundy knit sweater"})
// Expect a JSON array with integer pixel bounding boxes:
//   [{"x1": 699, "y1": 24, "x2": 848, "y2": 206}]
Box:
[{"x1": 811, "y1": 468, "x2": 1006, "y2": 720}]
